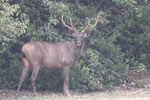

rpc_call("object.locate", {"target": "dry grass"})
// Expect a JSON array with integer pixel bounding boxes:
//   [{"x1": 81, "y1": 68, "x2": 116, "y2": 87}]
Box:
[{"x1": 0, "y1": 88, "x2": 150, "y2": 100}]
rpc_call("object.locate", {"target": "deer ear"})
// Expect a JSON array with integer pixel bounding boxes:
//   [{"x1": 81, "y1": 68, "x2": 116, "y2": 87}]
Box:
[
  {"x1": 69, "y1": 30, "x2": 76, "y2": 37},
  {"x1": 83, "y1": 31, "x2": 90, "y2": 37}
]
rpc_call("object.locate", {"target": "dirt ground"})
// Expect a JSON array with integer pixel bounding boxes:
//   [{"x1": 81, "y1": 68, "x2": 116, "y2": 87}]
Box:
[
  {"x1": 0, "y1": 88, "x2": 149, "y2": 100},
  {"x1": 0, "y1": 71, "x2": 150, "y2": 100}
]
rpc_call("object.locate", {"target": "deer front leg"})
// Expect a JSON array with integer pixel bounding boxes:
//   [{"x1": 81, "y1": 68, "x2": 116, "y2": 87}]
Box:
[{"x1": 63, "y1": 67, "x2": 70, "y2": 96}]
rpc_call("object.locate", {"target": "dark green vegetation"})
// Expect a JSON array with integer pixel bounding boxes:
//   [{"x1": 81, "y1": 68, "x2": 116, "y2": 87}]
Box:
[{"x1": 0, "y1": 0, "x2": 150, "y2": 92}]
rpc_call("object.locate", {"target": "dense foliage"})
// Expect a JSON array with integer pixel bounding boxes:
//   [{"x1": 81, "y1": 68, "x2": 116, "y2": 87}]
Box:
[{"x1": 0, "y1": 0, "x2": 150, "y2": 92}]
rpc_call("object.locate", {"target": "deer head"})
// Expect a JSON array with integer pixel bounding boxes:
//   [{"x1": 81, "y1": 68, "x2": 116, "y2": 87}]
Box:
[{"x1": 62, "y1": 16, "x2": 99, "y2": 47}]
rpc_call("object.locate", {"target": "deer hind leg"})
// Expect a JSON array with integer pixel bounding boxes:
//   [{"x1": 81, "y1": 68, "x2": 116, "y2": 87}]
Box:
[
  {"x1": 17, "y1": 58, "x2": 30, "y2": 95},
  {"x1": 30, "y1": 64, "x2": 40, "y2": 95},
  {"x1": 63, "y1": 67, "x2": 70, "y2": 96}
]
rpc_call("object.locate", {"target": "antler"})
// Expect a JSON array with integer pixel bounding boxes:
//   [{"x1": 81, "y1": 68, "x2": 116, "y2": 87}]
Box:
[
  {"x1": 82, "y1": 16, "x2": 99, "y2": 32},
  {"x1": 61, "y1": 15, "x2": 77, "y2": 32}
]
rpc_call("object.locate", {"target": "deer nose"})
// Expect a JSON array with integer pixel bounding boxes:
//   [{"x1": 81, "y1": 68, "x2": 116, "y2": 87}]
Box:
[{"x1": 76, "y1": 41, "x2": 81, "y2": 46}]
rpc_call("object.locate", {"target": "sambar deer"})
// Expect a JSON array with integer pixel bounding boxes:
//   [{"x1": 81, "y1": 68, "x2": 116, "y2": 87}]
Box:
[{"x1": 17, "y1": 16, "x2": 99, "y2": 96}]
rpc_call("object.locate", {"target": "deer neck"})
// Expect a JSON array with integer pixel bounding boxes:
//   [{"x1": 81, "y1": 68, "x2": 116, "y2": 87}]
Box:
[{"x1": 69, "y1": 40, "x2": 85, "y2": 60}]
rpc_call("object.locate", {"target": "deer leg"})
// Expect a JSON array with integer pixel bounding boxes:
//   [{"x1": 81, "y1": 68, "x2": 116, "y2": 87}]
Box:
[
  {"x1": 30, "y1": 65, "x2": 40, "y2": 95},
  {"x1": 63, "y1": 67, "x2": 70, "y2": 96},
  {"x1": 17, "y1": 58, "x2": 30, "y2": 95}
]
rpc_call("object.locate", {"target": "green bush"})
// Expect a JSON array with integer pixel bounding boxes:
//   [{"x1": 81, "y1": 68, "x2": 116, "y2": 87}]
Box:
[
  {"x1": 0, "y1": 52, "x2": 22, "y2": 89},
  {"x1": 0, "y1": 0, "x2": 140, "y2": 92}
]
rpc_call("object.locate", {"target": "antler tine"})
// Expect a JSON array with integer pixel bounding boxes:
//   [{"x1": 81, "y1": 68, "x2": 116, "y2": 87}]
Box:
[
  {"x1": 61, "y1": 15, "x2": 74, "y2": 30},
  {"x1": 82, "y1": 19, "x2": 90, "y2": 32},
  {"x1": 82, "y1": 16, "x2": 99, "y2": 32},
  {"x1": 70, "y1": 18, "x2": 77, "y2": 32},
  {"x1": 89, "y1": 16, "x2": 99, "y2": 29}
]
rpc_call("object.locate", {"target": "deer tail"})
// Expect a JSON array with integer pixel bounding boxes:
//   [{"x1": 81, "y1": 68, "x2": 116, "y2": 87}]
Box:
[{"x1": 21, "y1": 46, "x2": 27, "y2": 58}]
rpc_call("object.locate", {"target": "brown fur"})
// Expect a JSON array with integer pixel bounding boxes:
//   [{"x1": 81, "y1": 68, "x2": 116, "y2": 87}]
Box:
[{"x1": 17, "y1": 40, "x2": 85, "y2": 96}]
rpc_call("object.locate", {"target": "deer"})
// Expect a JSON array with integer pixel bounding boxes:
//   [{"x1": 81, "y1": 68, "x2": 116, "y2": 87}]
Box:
[{"x1": 17, "y1": 15, "x2": 99, "y2": 96}]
